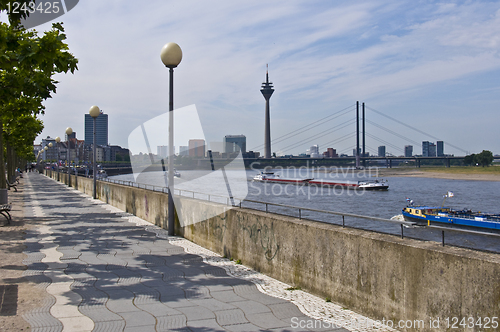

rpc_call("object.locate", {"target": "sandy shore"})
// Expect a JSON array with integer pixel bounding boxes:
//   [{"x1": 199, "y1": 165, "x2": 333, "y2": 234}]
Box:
[{"x1": 375, "y1": 168, "x2": 500, "y2": 181}]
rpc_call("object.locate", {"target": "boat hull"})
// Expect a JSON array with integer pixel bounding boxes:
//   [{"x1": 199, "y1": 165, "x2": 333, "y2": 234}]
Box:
[{"x1": 402, "y1": 211, "x2": 500, "y2": 230}]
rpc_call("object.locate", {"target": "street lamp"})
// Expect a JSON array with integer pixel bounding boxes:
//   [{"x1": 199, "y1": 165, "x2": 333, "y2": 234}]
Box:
[
  {"x1": 89, "y1": 105, "x2": 100, "y2": 199},
  {"x1": 55, "y1": 137, "x2": 61, "y2": 175},
  {"x1": 43, "y1": 146, "x2": 48, "y2": 169},
  {"x1": 66, "y1": 127, "x2": 73, "y2": 186},
  {"x1": 48, "y1": 143, "x2": 53, "y2": 168},
  {"x1": 161, "y1": 42, "x2": 182, "y2": 236}
]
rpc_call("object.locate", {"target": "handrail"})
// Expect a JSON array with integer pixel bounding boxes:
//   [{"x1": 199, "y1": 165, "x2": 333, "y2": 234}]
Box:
[{"x1": 98, "y1": 176, "x2": 500, "y2": 248}]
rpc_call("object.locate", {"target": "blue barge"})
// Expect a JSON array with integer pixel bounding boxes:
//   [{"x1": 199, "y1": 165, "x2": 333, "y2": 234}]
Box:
[{"x1": 402, "y1": 206, "x2": 500, "y2": 230}]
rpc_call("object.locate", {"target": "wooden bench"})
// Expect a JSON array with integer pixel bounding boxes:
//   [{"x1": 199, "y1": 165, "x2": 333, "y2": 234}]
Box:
[{"x1": 0, "y1": 204, "x2": 12, "y2": 224}]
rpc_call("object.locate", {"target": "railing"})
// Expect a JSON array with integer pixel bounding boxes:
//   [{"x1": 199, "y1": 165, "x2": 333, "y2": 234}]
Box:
[{"x1": 99, "y1": 177, "x2": 500, "y2": 250}]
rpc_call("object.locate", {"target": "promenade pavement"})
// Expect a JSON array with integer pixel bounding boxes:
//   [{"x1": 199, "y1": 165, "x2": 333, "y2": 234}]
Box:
[{"x1": 20, "y1": 173, "x2": 349, "y2": 332}]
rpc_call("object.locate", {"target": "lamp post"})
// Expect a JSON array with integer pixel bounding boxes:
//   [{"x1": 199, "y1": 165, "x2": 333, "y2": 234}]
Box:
[
  {"x1": 66, "y1": 127, "x2": 73, "y2": 186},
  {"x1": 55, "y1": 137, "x2": 61, "y2": 178},
  {"x1": 160, "y1": 42, "x2": 182, "y2": 236},
  {"x1": 48, "y1": 143, "x2": 53, "y2": 169},
  {"x1": 89, "y1": 105, "x2": 100, "y2": 199},
  {"x1": 43, "y1": 146, "x2": 48, "y2": 170}
]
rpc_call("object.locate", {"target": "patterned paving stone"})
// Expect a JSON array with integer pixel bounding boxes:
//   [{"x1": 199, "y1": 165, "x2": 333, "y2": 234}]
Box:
[
  {"x1": 119, "y1": 310, "x2": 156, "y2": 327},
  {"x1": 214, "y1": 308, "x2": 248, "y2": 326},
  {"x1": 186, "y1": 318, "x2": 225, "y2": 331},
  {"x1": 210, "y1": 290, "x2": 246, "y2": 303},
  {"x1": 177, "y1": 305, "x2": 216, "y2": 321},
  {"x1": 92, "y1": 320, "x2": 126, "y2": 332},
  {"x1": 156, "y1": 314, "x2": 188, "y2": 331},
  {"x1": 20, "y1": 174, "x2": 365, "y2": 332}
]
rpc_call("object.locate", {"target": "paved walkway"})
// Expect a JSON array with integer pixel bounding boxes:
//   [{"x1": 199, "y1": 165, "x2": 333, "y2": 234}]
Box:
[{"x1": 21, "y1": 173, "x2": 348, "y2": 332}]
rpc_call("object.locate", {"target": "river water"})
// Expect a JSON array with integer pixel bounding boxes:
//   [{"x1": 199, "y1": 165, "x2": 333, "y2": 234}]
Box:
[{"x1": 110, "y1": 168, "x2": 500, "y2": 253}]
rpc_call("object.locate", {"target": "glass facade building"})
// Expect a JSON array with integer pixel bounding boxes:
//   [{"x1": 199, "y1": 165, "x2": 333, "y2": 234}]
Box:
[{"x1": 85, "y1": 112, "x2": 108, "y2": 146}]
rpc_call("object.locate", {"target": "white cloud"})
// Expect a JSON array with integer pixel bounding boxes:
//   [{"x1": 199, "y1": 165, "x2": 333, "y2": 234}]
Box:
[{"x1": 26, "y1": 0, "x2": 500, "y2": 156}]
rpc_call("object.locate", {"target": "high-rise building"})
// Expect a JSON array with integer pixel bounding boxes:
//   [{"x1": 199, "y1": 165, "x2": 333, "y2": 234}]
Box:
[
  {"x1": 189, "y1": 139, "x2": 205, "y2": 157},
  {"x1": 404, "y1": 145, "x2": 413, "y2": 157},
  {"x1": 437, "y1": 141, "x2": 444, "y2": 156},
  {"x1": 429, "y1": 143, "x2": 437, "y2": 157},
  {"x1": 224, "y1": 135, "x2": 246, "y2": 154},
  {"x1": 422, "y1": 141, "x2": 430, "y2": 157},
  {"x1": 378, "y1": 146, "x2": 386, "y2": 157},
  {"x1": 85, "y1": 111, "x2": 108, "y2": 146},
  {"x1": 423, "y1": 141, "x2": 437, "y2": 157}
]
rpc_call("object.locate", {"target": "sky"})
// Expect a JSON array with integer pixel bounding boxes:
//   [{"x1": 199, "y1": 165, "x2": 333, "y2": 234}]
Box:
[{"x1": 4, "y1": 0, "x2": 500, "y2": 156}]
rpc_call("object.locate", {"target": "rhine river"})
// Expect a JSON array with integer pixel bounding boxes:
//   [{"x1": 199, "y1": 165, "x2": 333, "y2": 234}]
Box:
[{"x1": 110, "y1": 168, "x2": 500, "y2": 253}]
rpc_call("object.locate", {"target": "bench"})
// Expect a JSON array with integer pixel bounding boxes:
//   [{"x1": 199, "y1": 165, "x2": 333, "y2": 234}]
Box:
[
  {"x1": 0, "y1": 204, "x2": 12, "y2": 224},
  {"x1": 6, "y1": 178, "x2": 17, "y2": 192}
]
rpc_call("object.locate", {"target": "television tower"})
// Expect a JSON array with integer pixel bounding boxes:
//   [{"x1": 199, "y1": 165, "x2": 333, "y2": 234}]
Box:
[{"x1": 261, "y1": 65, "x2": 274, "y2": 158}]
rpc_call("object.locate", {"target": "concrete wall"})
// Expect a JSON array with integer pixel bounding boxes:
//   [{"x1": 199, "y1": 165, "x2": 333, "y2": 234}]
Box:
[{"x1": 45, "y1": 170, "x2": 500, "y2": 331}]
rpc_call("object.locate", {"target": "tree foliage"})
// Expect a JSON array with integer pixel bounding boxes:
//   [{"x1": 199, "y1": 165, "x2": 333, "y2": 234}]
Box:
[
  {"x1": 0, "y1": 1, "x2": 78, "y2": 187},
  {"x1": 463, "y1": 150, "x2": 494, "y2": 167}
]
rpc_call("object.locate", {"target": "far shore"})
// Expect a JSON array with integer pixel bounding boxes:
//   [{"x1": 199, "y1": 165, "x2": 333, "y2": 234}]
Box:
[{"x1": 374, "y1": 167, "x2": 500, "y2": 182}]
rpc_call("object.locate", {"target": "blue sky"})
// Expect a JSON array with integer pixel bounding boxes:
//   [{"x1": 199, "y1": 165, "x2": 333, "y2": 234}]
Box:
[{"x1": 5, "y1": 0, "x2": 500, "y2": 156}]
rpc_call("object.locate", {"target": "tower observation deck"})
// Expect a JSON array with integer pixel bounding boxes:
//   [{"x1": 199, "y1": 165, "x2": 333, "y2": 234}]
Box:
[{"x1": 261, "y1": 66, "x2": 274, "y2": 159}]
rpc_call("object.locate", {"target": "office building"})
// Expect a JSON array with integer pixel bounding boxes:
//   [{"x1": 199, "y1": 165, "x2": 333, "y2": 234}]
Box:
[
  {"x1": 422, "y1": 141, "x2": 429, "y2": 157},
  {"x1": 404, "y1": 145, "x2": 413, "y2": 157},
  {"x1": 437, "y1": 141, "x2": 444, "y2": 156},
  {"x1": 224, "y1": 135, "x2": 246, "y2": 154},
  {"x1": 85, "y1": 111, "x2": 108, "y2": 146},
  {"x1": 378, "y1": 146, "x2": 386, "y2": 157},
  {"x1": 422, "y1": 141, "x2": 437, "y2": 157},
  {"x1": 429, "y1": 143, "x2": 436, "y2": 157},
  {"x1": 189, "y1": 139, "x2": 205, "y2": 157}
]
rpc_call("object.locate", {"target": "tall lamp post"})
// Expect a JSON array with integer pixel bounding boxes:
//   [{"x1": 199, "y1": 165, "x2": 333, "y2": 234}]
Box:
[
  {"x1": 89, "y1": 105, "x2": 100, "y2": 199},
  {"x1": 55, "y1": 137, "x2": 61, "y2": 178},
  {"x1": 48, "y1": 142, "x2": 53, "y2": 167},
  {"x1": 66, "y1": 127, "x2": 73, "y2": 186},
  {"x1": 160, "y1": 42, "x2": 182, "y2": 236}
]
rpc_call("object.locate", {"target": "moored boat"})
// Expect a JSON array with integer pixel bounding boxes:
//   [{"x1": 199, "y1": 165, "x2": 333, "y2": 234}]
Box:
[
  {"x1": 253, "y1": 172, "x2": 312, "y2": 185},
  {"x1": 402, "y1": 206, "x2": 500, "y2": 230},
  {"x1": 252, "y1": 172, "x2": 388, "y2": 190},
  {"x1": 402, "y1": 193, "x2": 500, "y2": 230}
]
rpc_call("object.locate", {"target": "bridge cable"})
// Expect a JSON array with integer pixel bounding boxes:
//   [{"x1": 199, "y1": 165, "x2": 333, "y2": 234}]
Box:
[{"x1": 367, "y1": 106, "x2": 467, "y2": 154}]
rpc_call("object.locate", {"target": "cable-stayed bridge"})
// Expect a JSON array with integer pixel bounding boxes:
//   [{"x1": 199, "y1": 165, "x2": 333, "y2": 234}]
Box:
[{"x1": 250, "y1": 102, "x2": 468, "y2": 162}]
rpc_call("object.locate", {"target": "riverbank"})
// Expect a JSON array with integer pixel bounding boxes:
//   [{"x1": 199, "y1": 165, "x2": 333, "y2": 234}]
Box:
[{"x1": 376, "y1": 166, "x2": 500, "y2": 181}]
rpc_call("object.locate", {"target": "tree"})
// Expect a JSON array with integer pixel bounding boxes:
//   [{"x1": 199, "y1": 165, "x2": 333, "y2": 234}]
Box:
[
  {"x1": 0, "y1": 2, "x2": 78, "y2": 188},
  {"x1": 463, "y1": 153, "x2": 476, "y2": 166},
  {"x1": 475, "y1": 150, "x2": 494, "y2": 167}
]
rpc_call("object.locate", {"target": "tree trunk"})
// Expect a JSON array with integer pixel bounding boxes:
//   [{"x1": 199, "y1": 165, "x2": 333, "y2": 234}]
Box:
[
  {"x1": 6, "y1": 142, "x2": 14, "y2": 184},
  {"x1": 0, "y1": 118, "x2": 5, "y2": 189}
]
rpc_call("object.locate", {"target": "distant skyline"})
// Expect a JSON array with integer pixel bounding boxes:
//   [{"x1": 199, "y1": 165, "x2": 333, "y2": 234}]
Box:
[{"x1": 5, "y1": 0, "x2": 499, "y2": 156}]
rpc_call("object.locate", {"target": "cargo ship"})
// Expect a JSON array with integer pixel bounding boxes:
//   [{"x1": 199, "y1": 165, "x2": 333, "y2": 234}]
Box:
[
  {"x1": 402, "y1": 206, "x2": 500, "y2": 230},
  {"x1": 253, "y1": 172, "x2": 388, "y2": 190}
]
